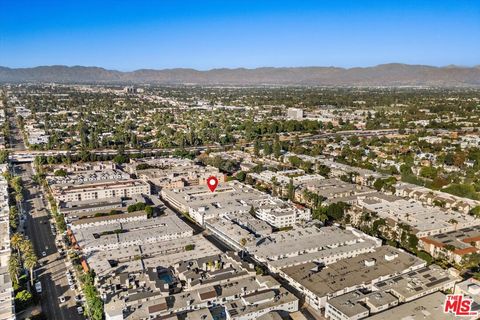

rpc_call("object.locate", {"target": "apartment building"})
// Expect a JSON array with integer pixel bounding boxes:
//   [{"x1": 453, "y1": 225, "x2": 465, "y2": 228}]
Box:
[
  {"x1": 278, "y1": 246, "x2": 425, "y2": 310},
  {"x1": 161, "y1": 181, "x2": 310, "y2": 228},
  {"x1": 248, "y1": 226, "x2": 382, "y2": 273},
  {"x1": 51, "y1": 179, "x2": 151, "y2": 203},
  {"x1": 419, "y1": 225, "x2": 480, "y2": 264},
  {"x1": 103, "y1": 252, "x2": 299, "y2": 320},
  {"x1": 352, "y1": 193, "x2": 480, "y2": 238}
]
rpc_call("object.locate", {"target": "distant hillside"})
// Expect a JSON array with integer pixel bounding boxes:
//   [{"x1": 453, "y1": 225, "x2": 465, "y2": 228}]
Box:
[{"x1": 1, "y1": 63, "x2": 479, "y2": 86}]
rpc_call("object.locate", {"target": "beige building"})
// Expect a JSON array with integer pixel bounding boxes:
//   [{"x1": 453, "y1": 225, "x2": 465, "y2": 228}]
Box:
[{"x1": 52, "y1": 179, "x2": 151, "y2": 202}]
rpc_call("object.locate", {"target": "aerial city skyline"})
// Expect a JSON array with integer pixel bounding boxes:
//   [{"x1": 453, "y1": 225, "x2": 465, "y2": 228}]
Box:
[{"x1": 0, "y1": 1, "x2": 479, "y2": 320}]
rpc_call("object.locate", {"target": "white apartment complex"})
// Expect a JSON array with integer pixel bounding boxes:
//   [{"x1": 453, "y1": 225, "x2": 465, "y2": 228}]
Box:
[{"x1": 52, "y1": 179, "x2": 151, "y2": 203}]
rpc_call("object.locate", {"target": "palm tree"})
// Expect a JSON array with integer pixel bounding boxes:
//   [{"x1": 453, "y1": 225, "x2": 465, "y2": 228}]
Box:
[
  {"x1": 19, "y1": 240, "x2": 33, "y2": 256},
  {"x1": 19, "y1": 240, "x2": 34, "y2": 264},
  {"x1": 8, "y1": 253, "x2": 21, "y2": 285},
  {"x1": 15, "y1": 193, "x2": 24, "y2": 203},
  {"x1": 10, "y1": 233, "x2": 24, "y2": 253},
  {"x1": 23, "y1": 252, "x2": 37, "y2": 286},
  {"x1": 448, "y1": 218, "x2": 459, "y2": 231}
]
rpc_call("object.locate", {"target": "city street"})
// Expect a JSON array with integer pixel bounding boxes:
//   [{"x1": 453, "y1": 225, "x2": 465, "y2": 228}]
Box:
[
  {"x1": 7, "y1": 106, "x2": 83, "y2": 319},
  {"x1": 16, "y1": 163, "x2": 83, "y2": 319}
]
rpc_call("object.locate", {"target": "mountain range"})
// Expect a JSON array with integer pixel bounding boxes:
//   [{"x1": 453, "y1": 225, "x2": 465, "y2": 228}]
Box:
[{"x1": 1, "y1": 63, "x2": 479, "y2": 86}]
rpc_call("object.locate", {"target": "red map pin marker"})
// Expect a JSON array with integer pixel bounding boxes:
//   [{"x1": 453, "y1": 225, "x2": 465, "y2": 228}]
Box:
[{"x1": 207, "y1": 176, "x2": 219, "y2": 192}]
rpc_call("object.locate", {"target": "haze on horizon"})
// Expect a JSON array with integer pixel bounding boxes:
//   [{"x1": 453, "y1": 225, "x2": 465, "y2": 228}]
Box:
[{"x1": 1, "y1": 0, "x2": 479, "y2": 71}]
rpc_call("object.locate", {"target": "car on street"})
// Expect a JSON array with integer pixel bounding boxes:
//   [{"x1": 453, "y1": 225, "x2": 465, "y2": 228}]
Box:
[
  {"x1": 35, "y1": 281, "x2": 42, "y2": 293},
  {"x1": 77, "y1": 306, "x2": 83, "y2": 314},
  {"x1": 41, "y1": 251, "x2": 46, "y2": 257},
  {"x1": 70, "y1": 284, "x2": 76, "y2": 291},
  {"x1": 59, "y1": 296, "x2": 66, "y2": 303}
]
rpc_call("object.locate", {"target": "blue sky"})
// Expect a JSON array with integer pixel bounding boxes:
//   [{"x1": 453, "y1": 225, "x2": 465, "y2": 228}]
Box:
[{"x1": 0, "y1": 0, "x2": 479, "y2": 70}]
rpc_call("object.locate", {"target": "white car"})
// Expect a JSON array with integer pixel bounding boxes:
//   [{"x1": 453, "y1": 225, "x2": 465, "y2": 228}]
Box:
[
  {"x1": 35, "y1": 281, "x2": 42, "y2": 293},
  {"x1": 68, "y1": 278, "x2": 74, "y2": 286},
  {"x1": 59, "y1": 296, "x2": 66, "y2": 303},
  {"x1": 70, "y1": 284, "x2": 76, "y2": 291},
  {"x1": 41, "y1": 251, "x2": 46, "y2": 257},
  {"x1": 77, "y1": 306, "x2": 83, "y2": 314}
]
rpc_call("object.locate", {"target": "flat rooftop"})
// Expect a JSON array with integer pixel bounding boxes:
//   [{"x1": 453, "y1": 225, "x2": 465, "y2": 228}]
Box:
[
  {"x1": 52, "y1": 179, "x2": 149, "y2": 193},
  {"x1": 373, "y1": 265, "x2": 458, "y2": 300},
  {"x1": 422, "y1": 225, "x2": 480, "y2": 252},
  {"x1": 328, "y1": 290, "x2": 398, "y2": 318},
  {"x1": 248, "y1": 226, "x2": 381, "y2": 264},
  {"x1": 356, "y1": 195, "x2": 480, "y2": 234},
  {"x1": 74, "y1": 215, "x2": 193, "y2": 252},
  {"x1": 367, "y1": 292, "x2": 457, "y2": 320},
  {"x1": 89, "y1": 234, "x2": 221, "y2": 277},
  {"x1": 281, "y1": 246, "x2": 425, "y2": 298}
]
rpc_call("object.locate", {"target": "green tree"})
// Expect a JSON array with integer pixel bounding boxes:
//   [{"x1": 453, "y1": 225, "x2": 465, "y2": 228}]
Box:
[
  {"x1": 145, "y1": 206, "x2": 153, "y2": 218},
  {"x1": 273, "y1": 140, "x2": 282, "y2": 158},
  {"x1": 407, "y1": 233, "x2": 419, "y2": 251},
  {"x1": 8, "y1": 253, "x2": 21, "y2": 285},
  {"x1": 23, "y1": 251, "x2": 37, "y2": 286},
  {"x1": 253, "y1": 139, "x2": 260, "y2": 157},
  {"x1": 15, "y1": 290, "x2": 32, "y2": 302},
  {"x1": 325, "y1": 202, "x2": 348, "y2": 221},
  {"x1": 10, "y1": 233, "x2": 24, "y2": 254},
  {"x1": 54, "y1": 169, "x2": 67, "y2": 177},
  {"x1": 263, "y1": 143, "x2": 272, "y2": 156},
  {"x1": 0, "y1": 150, "x2": 9, "y2": 163},
  {"x1": 235, "y1": 171, "x2": 246, "y2": 182},
  {"x1": 287, "y1": 179, "x2": 295, "y2": 201},
  {"x1": 417, "y1": 251, "x2": 433, "y2": 264},
  {"x1": 469, "y1": 206, "x2": 480, "y2": 218}
]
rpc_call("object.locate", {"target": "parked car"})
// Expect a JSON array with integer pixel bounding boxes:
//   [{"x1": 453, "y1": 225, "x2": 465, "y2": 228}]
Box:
[
  {"x1": 77, "y1": 306, "x2": 83, "y2": 314},
  {"x1": 59, "y1": 296, "x2": 66, "y2": 303},
  {"x1": 35, "y1": 281, "x2": 42, "y2": 293}
]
